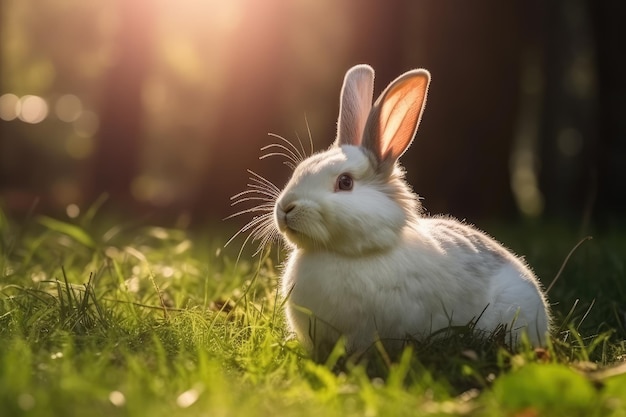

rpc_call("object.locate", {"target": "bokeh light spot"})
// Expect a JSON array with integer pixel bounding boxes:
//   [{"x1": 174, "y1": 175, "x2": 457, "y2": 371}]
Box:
[
  {"x1": 73, "y1": 110, "x2": 100, "y2": 137},
  {"x1": 109, "y1": 391, "x2": 126, "y2": 407},
  {"x1": 18, "y1": 95, "x2": 48, "y2": 124},
  {"x1": 56, "y1": 94, "x2": 83, "y2": 122},
  {"x1": 162, "y1": 266, "x2": 174, "y2": 278},
  {"x1": 176, "y1": 387, "x2": 201, "y2": 408},
  {"x1": 130, "y1": 175, "x2": 176, "y2": 206},
  {"x1": 66, "y1": 204, "x2": 80, "y2": 219},
  {"x1": 17, "y1": 393, "x2": 35, "y2": 411},
  {"x1": 511, "y1": 148, "x2": 544, "y2": 218},
  {"x1": 0, "y1": 93, "x2": 20, "y2": 121}
]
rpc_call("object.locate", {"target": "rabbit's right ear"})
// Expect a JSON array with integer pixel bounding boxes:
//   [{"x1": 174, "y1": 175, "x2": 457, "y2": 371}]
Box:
[{"x1": 334, "y1": 64, "x2": 375, "y2": 147}]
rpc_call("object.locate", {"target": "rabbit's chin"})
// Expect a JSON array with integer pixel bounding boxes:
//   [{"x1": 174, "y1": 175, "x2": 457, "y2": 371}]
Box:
[
  {"x1": 279, "y1": 228, "x2": 326, "y2": 252},
  {"x1": 279, "y1": 222, "x2": 404, "y2": 256}
]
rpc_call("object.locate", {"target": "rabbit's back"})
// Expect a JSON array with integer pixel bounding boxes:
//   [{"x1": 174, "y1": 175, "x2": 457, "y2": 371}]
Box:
[{"x1": 421, "y1": 217, "x2": 550, "y2": 342}]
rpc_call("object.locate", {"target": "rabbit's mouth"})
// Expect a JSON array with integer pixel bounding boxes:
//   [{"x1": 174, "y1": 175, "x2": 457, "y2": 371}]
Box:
[{"x1": 275, "y1": 201, "x2": 330, "y2": 250}]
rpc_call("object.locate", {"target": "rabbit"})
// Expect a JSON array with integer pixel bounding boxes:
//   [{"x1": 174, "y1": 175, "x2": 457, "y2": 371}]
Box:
[{"x1": 234, "y1": 64, "x2": 551, "y2": 361}]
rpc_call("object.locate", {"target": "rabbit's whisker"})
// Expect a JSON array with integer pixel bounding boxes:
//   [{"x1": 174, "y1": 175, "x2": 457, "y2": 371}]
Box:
[
  {"x1": 230, "y1": 188, "x2": 278, "y2": 202},
  {"x1": 261, "y1": 143, "x2": 301, "y2": 165},
  {"x1": 246, "y1": 182, "x2": 280, "y2": 195},
  {"x1": 260, "y1": 151, "x2": 299, "y2": 166},
  {"x1": 250, "y1": 220, "x2": 276, "y2": 243},
  {"x1": 225, "y1": 212, "x2": 273, "y2": 248},
  {"x1": 294, "y1": 131, "x2": 308, "y2": 161},
  {"x1": 268, "y1": 132, "x2": 305, "y2": 162},
  {"x1": 304, "y1": 114, "x2": 314, "y2": 156},
  {"x1": 247, "y1": 170, "x2": 281, "y2": 193},
  {"x1": 227, "y1": 135, "x2": 303, "y2": 258},
  {"x1": 243, "y1": 215, "x2": 278, "y2": 258},
  {"x1": 230, "y1": 196, "x2": 274, "y2": 206},
  {"x1": 225, "y1": 205, "x2": 274, "y2": 220}
]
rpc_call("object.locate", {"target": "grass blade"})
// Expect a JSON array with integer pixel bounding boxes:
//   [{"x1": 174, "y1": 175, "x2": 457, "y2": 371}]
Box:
[{"x1": 38, "y1": 216, "x2": 96, "y2": 249}]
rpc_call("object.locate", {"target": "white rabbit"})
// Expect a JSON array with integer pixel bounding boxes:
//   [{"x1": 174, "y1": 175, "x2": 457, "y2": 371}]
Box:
[{"x1": 243, "y1": 64, "x2": 551, "y2": 360}]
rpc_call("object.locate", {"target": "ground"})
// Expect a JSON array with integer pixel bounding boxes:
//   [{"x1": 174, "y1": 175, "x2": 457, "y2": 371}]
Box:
[{"x1": 0, "y1": 209, "x2": 625, "y2": 417}]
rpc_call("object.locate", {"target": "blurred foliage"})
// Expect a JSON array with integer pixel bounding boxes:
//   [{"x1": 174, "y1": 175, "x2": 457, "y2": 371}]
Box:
[{"x1": 1, "y1": 0, "x2": 625, "y2": 229}]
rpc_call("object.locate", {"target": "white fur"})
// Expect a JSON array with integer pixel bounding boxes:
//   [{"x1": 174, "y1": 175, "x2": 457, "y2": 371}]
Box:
[
  {"x1": 273, "y1": 65, "x2": 551, "y2": 359},
  {"x1": 281, "y1": 218, "x2": 550, "y2": 358}
]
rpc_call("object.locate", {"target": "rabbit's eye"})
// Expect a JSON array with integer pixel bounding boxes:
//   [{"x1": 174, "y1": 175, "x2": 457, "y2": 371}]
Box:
[{"x1": 336, "y1": 173, "x2": 353, "y2": 191}]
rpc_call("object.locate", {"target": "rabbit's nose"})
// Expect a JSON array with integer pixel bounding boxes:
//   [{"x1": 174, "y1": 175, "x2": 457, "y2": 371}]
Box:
[{"x1": 283, "y1": 202, "x2": 296, "y2": 214}]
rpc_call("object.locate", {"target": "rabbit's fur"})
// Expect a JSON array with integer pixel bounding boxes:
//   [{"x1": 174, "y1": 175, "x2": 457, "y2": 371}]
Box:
[{"x1": 271, "y1": 65, "x2": 551, "y2": 360}]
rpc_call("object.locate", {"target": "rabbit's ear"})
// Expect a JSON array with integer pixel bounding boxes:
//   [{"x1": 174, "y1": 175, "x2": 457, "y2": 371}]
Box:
[
  {"x1": 334, "y1": 64, "x2": 375, "y2": 147},
  {"x1": 362, "y1": 69, "x2": 430, "y2": 171}
]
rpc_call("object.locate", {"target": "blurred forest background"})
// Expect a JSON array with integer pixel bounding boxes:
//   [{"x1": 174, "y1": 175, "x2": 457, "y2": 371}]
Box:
[{"x1": 1, "y1": 0, "x2": 625, "y2": 231}]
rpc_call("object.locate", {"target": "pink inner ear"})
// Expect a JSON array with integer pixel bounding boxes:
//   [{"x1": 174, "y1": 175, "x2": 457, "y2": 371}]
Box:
[{"x1": 378, "y1": 75, "x2": 429, "y2": 161}]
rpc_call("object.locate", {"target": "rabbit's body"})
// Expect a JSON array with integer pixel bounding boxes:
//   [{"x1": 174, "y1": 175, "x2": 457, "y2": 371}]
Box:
[
  {"x1": 283, "y1": 214, "x2": 549, "y2": 357},
  {"x1": 265, "y1": 65, "x2": 551, "y2": 360}
]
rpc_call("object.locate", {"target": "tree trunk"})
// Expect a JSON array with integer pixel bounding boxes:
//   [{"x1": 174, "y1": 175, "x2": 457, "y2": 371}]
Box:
[{"x1": 91, "y1": 0, "x2": 154, "y2": 205}]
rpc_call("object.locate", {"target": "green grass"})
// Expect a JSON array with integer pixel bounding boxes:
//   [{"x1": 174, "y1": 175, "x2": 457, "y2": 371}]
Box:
[{"x1": 1, "y1": 208, "x2": 625, "y2": 417}]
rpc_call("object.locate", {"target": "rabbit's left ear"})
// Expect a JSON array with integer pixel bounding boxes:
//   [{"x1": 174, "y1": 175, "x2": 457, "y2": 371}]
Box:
[
  {"x1": 335, "y1": 64, "x2": 375, "y2": 147},
  {"x1": 362, "y1": 69, "x2": 430, "y2": 170}
]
